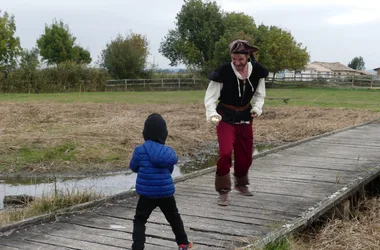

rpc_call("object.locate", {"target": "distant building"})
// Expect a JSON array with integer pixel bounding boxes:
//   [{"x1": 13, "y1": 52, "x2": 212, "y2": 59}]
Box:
[
  {"x1": 374, "y1": 67, "x2": 380, "y2": 76},
  {"x1": 273, "y1": 61, "x2": 375, "y2": 81}
]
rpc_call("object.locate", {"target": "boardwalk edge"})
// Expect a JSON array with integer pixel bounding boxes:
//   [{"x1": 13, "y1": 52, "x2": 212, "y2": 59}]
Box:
[{"x1": 1, "y1": 119, "x2": 378, "y2": 235}]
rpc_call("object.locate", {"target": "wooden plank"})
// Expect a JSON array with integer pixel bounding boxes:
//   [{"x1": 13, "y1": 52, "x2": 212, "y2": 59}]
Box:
[
  {"x1": 0, "y1": 236, "x2": 76, "y2": 249},
  {"x1": 117, "y1": 201, "x2": 296, "y2": 223},
  {"x1": 0, "y1": 242, "x2": 21, "y2": 250},
  {"x1": 16, "y1": 231, "x2": 128, "y2": 250},
  {"x1": 58, "y1": 214, "x2": 235, "y2": 248},
  {"x1": 178, "y1": 178, "x2": 341, "y2": 199},
  {"x1": 258, "y1": 153, "x2": 379, "y2": 167},
  {"x1": 250, "y1": 169, "x2": 368, "y2": 182},
  {"x1": 24, "y1": 223, "x2": 132, "y2": 249},
  {"x1": 95, "y1": 201, "x2": 283, "y2": 228},
  {"x1": 306, "y1": 139, "x2": 380, "y2": 148},
  {"x1": 179, "y1": 175, "x2": 325, "y2": 197},
  {"x1": 94, "y1": 209, "x2": 267, "y2": 237},
  {"x1": 177, "y1": 181, "x2": 330, "y2": 201},
  {"x1": 173, "y1": 189, "x2": 314, "y2": 212},
  {"x1": 283, "y1": 144, "x2": 380, "y2": 157},
  {"x1": 252, "y1": 160, "x2": 372, "y2": 172},
  {"x1": 117, "y1": 193, "x2": 301, "y2": 218}
]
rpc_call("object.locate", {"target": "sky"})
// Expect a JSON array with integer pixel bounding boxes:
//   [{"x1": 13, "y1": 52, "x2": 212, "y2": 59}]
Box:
[{"x1": 2, "y1": 0, "x2": 380, "y2": 70}]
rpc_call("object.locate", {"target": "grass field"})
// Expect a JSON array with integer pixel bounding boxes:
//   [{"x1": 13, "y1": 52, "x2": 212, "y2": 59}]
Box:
[
  {"x1": 265, "y1": 88, "x2": 380, "y2": 111},
  {"x1": 0, "y1": 88, "x2": 379, "y2": 176},
  {"x1": 1, "y1": 88, "x2": 380, "y2": 245},
  {"x1": 0, "y1": 88, "x2": 379, "y2": 111}
]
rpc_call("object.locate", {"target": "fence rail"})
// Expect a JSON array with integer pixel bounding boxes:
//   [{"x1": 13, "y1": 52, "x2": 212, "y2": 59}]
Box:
[
  {"x1": 106, "y1": 74, "x2": 380, "y2": 92},
  {"x1": 273, "y1": 73, "x2": 380, "y2": 89},
  {"x1": 106, "y1": 78, "x2": 207, "y2": 91}
]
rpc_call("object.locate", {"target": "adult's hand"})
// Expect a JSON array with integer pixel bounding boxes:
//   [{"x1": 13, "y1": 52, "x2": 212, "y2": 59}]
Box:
[
  {"x1": 251, "y1": 112, "x2": 258, "y2": 119},
  {"x1": 211, "y1": 116, "x2": 221, "y2": 126}
]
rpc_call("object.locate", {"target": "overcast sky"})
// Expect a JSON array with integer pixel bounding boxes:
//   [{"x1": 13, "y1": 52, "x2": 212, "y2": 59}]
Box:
[{"x1": 2, "y1": 0, "x2": 380, "y2": 70}]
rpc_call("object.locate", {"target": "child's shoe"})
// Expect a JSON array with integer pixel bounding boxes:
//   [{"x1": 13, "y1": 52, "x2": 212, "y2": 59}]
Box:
[{"x1": 178, "y1": 242, "x2": 193, "y2": 250}]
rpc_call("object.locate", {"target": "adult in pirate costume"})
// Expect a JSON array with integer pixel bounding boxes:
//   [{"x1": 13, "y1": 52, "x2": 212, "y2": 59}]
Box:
[{"x1": 204, "y1": 40, "x2": 268, "y2": 206}]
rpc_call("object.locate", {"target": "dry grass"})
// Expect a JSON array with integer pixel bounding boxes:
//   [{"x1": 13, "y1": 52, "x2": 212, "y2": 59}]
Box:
[
  {"x1": 292, "y1": 196, "x2": 380, "y2": 250},
  {"x1": 255, "y1": 106, "x2": 378, "y2": 142},
  {"x1": 0, "y1": 189, "x2": 102, "y2": 227},
  {"x1": 0, "y1": 102, "x2": 378, "y2": 174},
  {"x1": 246, "y1": 196, "x2": 380, "y2": 250}
]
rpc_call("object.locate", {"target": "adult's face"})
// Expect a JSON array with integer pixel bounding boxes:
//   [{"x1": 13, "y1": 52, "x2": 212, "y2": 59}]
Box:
[{"x1": 231, "y1": 53, "x2": 248, "y2": 70}]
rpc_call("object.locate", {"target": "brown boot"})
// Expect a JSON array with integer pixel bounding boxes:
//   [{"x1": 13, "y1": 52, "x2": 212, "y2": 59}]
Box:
[
  {"x1": 234, "y1": 175, "x2": 253, "y2": 196},
  {"x1": 217, "y1": 192, "x2": 229, "y2": 206},
  {"x1": 215, "y1": 173, "x2": 231, "y2": 206}
]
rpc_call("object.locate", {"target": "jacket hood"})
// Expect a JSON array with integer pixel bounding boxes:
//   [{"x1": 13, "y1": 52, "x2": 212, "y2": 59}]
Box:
[
  {"x1": 143, "y1": 140, "x2": 177, "y2": 167},
  {"x1": 142, "y1": 114, "x2": 168, "y2": 145}
]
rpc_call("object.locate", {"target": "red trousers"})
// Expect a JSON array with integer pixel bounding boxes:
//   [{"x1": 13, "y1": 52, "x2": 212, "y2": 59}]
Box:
[{"x1": 216, "y1": 121, "x2": 253, "y2": 177}]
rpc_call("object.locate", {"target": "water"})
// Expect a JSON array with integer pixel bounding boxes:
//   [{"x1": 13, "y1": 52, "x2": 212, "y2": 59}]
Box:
[{"x1": 0, "y1": 144, "x2": 277, "y2": 209}]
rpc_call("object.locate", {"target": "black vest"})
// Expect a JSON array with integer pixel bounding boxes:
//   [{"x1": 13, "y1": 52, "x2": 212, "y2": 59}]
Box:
[{"x1": 209, "y1": 62, "x2": 268, "y2": 123}]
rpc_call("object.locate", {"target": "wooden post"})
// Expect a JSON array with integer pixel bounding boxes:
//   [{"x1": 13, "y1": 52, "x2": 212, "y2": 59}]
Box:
[
  {"x1": 178, "y1": 78, "x2": 181, "y2": 90},
  {"x1": 143, "y1": 79, "x2": 146, "y2": 88},
  {"x1": 337, "y1": 199, "x2": 351, "y2": 221},
  {"x1": 124, "y1": 79, "x2": 127, "y2": 90},
  {"x1": 370, "y1": 76, "x2": 373, "y2": 89},
  {"x1": 162, "y1": 79, "x2": 164, "y2": 88},
  {"x1": 352, "y1": 75, "x2": 355, "y2": 87}
]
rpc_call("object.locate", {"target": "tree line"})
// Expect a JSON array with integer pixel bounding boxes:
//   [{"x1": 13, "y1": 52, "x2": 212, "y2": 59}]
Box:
[{"x1": 1, "y1": 0, "x2": 315, "y2": 93}]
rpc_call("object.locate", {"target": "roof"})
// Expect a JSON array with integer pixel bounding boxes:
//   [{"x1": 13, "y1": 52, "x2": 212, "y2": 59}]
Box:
[
  {"x1": 306, "y1": 63, "x2": 332, "y2": 72},
  {"x1": 355, "y1": 70, "x2": 376, "y2": 76},
  {"x1": 374, "y1": 67, "x2": 380, "y2": 71},
  {"x1": 311, "y1": 61, "x2": 355, "y2": 72}
]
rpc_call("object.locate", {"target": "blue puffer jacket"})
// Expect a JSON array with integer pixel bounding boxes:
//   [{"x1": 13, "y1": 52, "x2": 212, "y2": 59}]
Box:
[{"x1": 130, "y1": 140, "x2": 177, "y2": 198}]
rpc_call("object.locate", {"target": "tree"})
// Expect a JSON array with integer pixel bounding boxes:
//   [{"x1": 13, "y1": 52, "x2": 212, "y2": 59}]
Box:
[
  {"x1": 100, "y1": 33, "x2": 149, "y2": 79},
  {"x1": 0, "y1": 11, "x2": 22, "y2": 73},
  {"x1": 348, "y1": 56, "x2": 365, "y2": 70},
  {"x1": 160, "y1": 1, "x2": 309, "y2": 77},
  {"x1": 20, "y1": 47, "x2": 40, "y2": 71},
  {"x1": 208, "y1": 12, "x2": 257, "y2": 70},
  {"x1": 19, "y1": 47, "x2": 40, "y2": 93},
  {"x1": 159, "y1": 0, "x2": 224, "y2": 70},
  {"x1": 72, "y1": 46, "x2": 91, "y2": 64},
  {"x1": 255, "y1": 25, "x2": 310, "y2": 83},
  {"x1": 36, "y1": 20, "x2": 91, "y2": 65}
]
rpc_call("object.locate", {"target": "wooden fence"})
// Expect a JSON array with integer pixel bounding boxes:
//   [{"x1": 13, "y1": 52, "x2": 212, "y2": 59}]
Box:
[
  {"x1": 105, "y1": 78, "x2": 207, "y2": 91},
  {"x1": 272, "y1": 73, "x2": 380, "y2": 89},
  {"x1": 105, "y1": 74, "x2": 380, "y2": 92}
]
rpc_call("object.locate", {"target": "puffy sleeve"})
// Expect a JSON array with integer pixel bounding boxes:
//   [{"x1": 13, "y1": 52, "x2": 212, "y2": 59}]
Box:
[
  {"x1": 204, "y1": 80, "x2": 223, "y2": 121},
  {"x1": 129, "y1": 146, "x2": 142, "y2": 173},
  {"x1": 204, "y1": 66, "x2": 226, "y2": 121},
  {"x1": 251, "y1": 78, "x2": 266, "y2": 116}
]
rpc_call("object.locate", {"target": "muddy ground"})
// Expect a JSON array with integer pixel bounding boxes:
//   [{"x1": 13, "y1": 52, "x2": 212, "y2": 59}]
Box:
[{"x1": 0, "y1": 102, "x2": 378, "y2": 176}]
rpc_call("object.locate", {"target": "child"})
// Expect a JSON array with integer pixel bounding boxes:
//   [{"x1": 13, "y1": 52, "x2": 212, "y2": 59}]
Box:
[{"x1": 130, "y1": 113, "x2": 193, "y2": 250}]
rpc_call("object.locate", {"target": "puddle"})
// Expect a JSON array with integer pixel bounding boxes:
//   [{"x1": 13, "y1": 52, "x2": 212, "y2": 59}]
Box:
[{"x1": 0, "y1": 144, "x2": 277, "y2": 210}]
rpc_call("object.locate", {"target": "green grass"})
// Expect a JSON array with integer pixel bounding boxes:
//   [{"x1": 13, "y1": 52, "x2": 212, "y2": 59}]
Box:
[
  {"x1": 0, "y1": 91, "x2": 205, "y2": 104},
  {"x1": 265, "y1": 88, "x2": 380, "y2": 111},
  {"x1": 0, "y1": 142, "x2": 125, "y2": 173},
  {"x1": 263, "y1": 237, "x2": 292, "y2": 250},
  {"x1": 1, "y1": 87, "x2": 379, "y2": 110},
  {"x1": 7, "y1": 142, "x2": 77, "y2": 165},
  {"x1": 0, "y1": 189, "x2": 102, "y2": 227}
]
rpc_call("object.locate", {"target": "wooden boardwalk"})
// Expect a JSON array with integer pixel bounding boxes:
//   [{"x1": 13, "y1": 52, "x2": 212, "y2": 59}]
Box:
[{"x1": 1, "y1": 123, "x2": 380, "y2": 250}]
